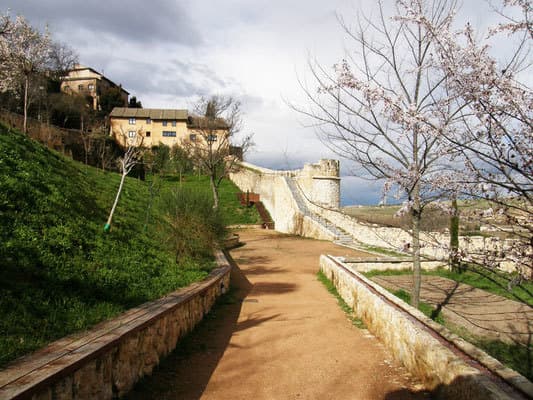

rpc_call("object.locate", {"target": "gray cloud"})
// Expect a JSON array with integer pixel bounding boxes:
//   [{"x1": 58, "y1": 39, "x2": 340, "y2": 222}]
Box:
[
  {"x1": 4, "y1": 0, "x2": 202, "y2": 46},
  {"x1": 121, "y1": 59, "x2": 234, "y2": 99}
]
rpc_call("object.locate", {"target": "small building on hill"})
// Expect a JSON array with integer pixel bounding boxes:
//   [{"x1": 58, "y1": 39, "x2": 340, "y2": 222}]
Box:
[
  {"x1": 109, "y1": 107, "x2": 229, "y2": 149},
  {"x1": 60, "y1": 65, "x2": 129, "y2": 110}
]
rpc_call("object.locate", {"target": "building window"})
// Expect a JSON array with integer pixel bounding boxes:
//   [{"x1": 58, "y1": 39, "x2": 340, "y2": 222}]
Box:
[
  {"x1": 146, "y1": 118, "x2": 151, "y2": 124},
  {"x1": 162, "y1": 120, "x2": 168, "y2": 126},
  {"x1": 129, "y1": 118, "x2": 136, "y2": 125},
  {"x1": 207, "y1": 134, "x2": 217, "y2": 142},
  {"x1": 146, "y1": 131, "x2": 151, "y2": 137},
  {"x1": 78, "y1": 84, "x2": 84, "y2": 90},
  {"x1": 171, "y1": 120, "x2": 176, "y2": 127},
  {"x1": 162, "y1": 131, "x2": 176, "y2": 137},
  {"x1": 88, "y1": 84, "x2": 94, "y2": 91},
  {"x1": 128, "y1": 131, "x2": 136, "y2": 138},
  {"x1": 189, "y1": 134, "x2": 197, "y2": 141}
]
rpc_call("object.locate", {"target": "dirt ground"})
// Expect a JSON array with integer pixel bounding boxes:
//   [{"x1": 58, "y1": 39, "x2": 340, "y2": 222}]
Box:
[
  {"x1": 126, "y1": 229, "x2": 429, "y2": 400},
  {"x1": 371, "y1": 275, "x2": 533, "y2": 345}
]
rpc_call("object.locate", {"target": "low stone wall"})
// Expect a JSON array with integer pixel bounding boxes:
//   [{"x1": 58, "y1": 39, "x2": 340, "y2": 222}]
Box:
[
  {"x1": 309, "y1": 200, "x2": 519, "y2": 273},
  {"x1": 0, "y1": 251, "x2": 231, "y2": 400},
  {"x1": 341, "y1": 258, "x2": 445, "y2": 273},
  {"x1": 320, "y1": 255, "x2": 533, "y2": 400}
]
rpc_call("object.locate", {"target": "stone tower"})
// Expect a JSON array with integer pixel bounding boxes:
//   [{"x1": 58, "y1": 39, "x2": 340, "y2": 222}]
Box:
[{"x1": 311, "y1": 159, "x2": 341, "y2": 209}]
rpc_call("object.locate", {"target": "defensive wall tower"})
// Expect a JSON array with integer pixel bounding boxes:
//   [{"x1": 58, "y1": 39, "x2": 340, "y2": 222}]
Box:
[{"x1": 295, "y1": 159, "x2": 341, "y2": 210}]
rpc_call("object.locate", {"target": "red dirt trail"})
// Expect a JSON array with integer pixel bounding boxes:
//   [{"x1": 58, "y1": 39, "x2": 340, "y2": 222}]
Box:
[{"x1": 126, "y1": 229, "x2": 429, "y2": 400}]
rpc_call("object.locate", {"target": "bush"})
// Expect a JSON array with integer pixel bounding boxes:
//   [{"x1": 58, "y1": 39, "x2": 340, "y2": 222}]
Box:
[{"x1": 160, "y1": 187, "x2": 226, "y2": 262}]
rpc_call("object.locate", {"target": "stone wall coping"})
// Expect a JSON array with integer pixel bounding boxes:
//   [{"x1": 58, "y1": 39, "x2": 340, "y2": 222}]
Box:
[
  {"x1": 0, "y1": 251, "x2": 231, "y2": 400},
  {"x1": 324, "y1": 255, "x2": 533, "y2": 399},
  {"x1": 311, "y1": 175, "x2": 341, "y2": 180},
  {"x1": 239, "y1": 161, "x2": 296, "y2": 176}
]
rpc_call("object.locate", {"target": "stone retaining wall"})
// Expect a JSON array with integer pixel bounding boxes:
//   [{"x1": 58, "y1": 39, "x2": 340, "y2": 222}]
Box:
[
  {"x1": 0, "y1": 251, "x2": 231, "y2": 400},
  {"x1": 320, "y1": 255, "x2": 533, "y2": 400}
]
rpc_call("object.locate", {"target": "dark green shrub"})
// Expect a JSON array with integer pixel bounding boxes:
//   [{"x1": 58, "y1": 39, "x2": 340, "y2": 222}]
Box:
[{"x1": 160, "y1": 187, "x2": 226, "y2": 262}]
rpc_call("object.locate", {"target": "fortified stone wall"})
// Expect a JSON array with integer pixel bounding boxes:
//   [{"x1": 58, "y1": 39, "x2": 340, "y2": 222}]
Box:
[
  {"x1": 307, "y1": 201, "x2": 519, "y2": 272},
  {"x1": 295, "y1": 159, "x2": 341, "y2": 209},
  {"x1": 230, "y1": 161, "x2": 519, "y2": 273},
  {"x1": 229, "y1": 161, "x2": 339, "y2": 240}
]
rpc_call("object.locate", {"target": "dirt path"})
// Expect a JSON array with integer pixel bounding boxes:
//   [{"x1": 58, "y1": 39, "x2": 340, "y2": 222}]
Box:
[
  {"x1": 127, "y1": 229, "x2": 429, "y2": 400},
  {"x1": 372, "y1": 275, "x2": 533, "y2": 345}
]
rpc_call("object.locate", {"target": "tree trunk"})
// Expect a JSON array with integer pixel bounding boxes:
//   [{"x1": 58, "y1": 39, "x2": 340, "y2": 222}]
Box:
[
  {"x1": 105, "y1": 169, "x2": 127, "y2": 231},
  {"x1": 449, "y1": 196, "x2": 460, "y2": 272},
  {"x1": 209, "y1": 174, "x2": 219, "y2": 209},
  {"x1": 81, "y1": 116, "x2": 89, "y2": 165},
  {"x1": 23, "y1": 75, "x2": 29, "y2": 134},
  {"x1": 411, "y1": 186, "x2": 422, "y2": 309}
]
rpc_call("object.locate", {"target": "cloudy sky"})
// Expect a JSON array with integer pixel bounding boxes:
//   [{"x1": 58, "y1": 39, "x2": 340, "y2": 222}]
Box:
[{"x1": 4, "y1": 0, "x2": 506, "y2": 205}]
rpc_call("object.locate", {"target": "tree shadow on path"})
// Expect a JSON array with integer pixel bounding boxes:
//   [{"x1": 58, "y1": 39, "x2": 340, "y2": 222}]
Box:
[{"x1": 125, "y1": 252, "x2": 265, "y2": 400}]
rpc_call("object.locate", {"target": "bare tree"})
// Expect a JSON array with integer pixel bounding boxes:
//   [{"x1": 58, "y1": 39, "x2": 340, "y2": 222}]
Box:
[
  {"x1": 185, "y1": 96, "x2": 253, "y2": 209},
  {"x1": 47, "y1": 40, "x2": 78, "y2": 79},
  {"x1": 294, "y1": 0, "x2": 464, "y2": 307},
  {"x1": 104, "y1": 129, "x2": 145, "y2": 231}
]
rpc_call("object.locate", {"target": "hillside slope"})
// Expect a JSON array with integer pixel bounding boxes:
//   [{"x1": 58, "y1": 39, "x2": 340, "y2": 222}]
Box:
[{"x1": 0, "y1": 124, "x2": 209, "y2": 367}]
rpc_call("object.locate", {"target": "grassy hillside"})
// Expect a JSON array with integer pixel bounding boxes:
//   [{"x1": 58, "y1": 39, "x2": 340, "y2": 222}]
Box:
[{"x1": 0, "y1": 123, "x2": 255, "y2": 367}]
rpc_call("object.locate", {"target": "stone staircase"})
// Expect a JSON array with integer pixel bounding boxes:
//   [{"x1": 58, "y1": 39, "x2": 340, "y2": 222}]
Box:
[{"x1": 284, "y1": 177, "x2": 355, "y2": 245}]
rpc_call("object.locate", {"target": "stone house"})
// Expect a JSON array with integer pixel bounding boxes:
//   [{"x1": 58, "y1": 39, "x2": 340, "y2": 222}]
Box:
[
  {"x1": 109, "y1": 107, "x2": 229, "y2": 149},
  {"x1": 60, "y1": 65, "x2": 129, "y2": 110}
]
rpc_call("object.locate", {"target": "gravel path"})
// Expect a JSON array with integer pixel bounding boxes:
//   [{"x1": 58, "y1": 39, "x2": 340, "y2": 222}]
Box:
[{"x1": 127, "y1": 229, "x2": 429, "y2": 400}]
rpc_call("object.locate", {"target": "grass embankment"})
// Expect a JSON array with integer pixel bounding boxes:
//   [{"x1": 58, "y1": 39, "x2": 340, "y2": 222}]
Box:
[
  {"x1": 0, "y1": 124, "x2": 257, "y2": 367},
  {"x1": 363, "y1": 267, "x2": 533, "y2": 380}
]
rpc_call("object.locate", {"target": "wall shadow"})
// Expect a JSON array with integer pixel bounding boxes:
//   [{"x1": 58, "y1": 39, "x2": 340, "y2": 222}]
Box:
[{"x1": 125, "y1": 251, "x2": 264, "y2": 400}]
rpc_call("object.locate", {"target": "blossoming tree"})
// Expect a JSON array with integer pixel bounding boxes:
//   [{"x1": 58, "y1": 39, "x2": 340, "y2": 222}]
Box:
[
  {"x1": 408, "y1": 0, "x2": 532, "y2": 280},
  {"x1": 296, "y1": 0, "x2": 471, "y2": 306},
  {"x1": 0, "y1": 16, "x2": 53, "y2": 134}
]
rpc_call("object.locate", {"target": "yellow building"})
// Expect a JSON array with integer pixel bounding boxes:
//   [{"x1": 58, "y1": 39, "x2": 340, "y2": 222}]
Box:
[
  {"x1": 60, "y1": 65, "x2": 129, "y2": 110},
  {"x1": 110, "y1": 107, "x2": 229, "y2": 149}
]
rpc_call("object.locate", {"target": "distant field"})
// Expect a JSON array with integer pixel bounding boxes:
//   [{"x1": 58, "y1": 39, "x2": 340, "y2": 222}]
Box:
[
  {"x1": 342, "y1": 204, "x2": 456, "y2": 232},
  {"x1": 342, "y1": 199, "x2": 525, "y2": 235}
]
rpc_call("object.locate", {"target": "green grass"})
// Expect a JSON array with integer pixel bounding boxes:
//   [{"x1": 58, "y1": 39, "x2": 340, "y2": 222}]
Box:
[
  {"x1": 392, "y1": 289, "x2": 445, "y2": 324},
  {"x1": 474, "y1": 339, "x2": 532, "y2": 381},
  {"x1": 317, "y1": 271, "x2": 366, "y2": 329},
  {"x1": 0, "y1": 124, "x2": 237, "y2": 367},
  {"x1": 446, "y1": 323, "x2": 532, "y2": 381}
]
